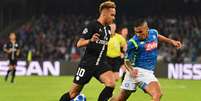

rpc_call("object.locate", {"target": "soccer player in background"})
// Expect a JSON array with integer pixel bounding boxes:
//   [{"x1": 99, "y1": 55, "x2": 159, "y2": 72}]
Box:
[
  {"x1": 107, "y1": 23, "x2": 127, "y2": 81},
  {"x1": 59, "y1": 1, "x2": 116, "y2": 101},
  {"x1": 112, "y1": 19, "x2": 182, "y2": 101},
  {"x1": 118, "y1": 26, "x2": 129, "y2": 40},
  {"x1": 117, "y1": 26, "x2": 129, "y2": 81},
  {"x1": 3, "y1": 32, "x2": 20, "y2": 83}
]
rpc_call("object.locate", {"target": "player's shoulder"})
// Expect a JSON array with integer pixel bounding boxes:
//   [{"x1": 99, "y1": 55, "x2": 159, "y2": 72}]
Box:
[
  {"x1": 81, "y1": 20, "x2": 97, "y2": 34},
  {"x1": 84, "y1": 20, "x2": 103, "y2": 32},
  {"x1": 6, "y1": 42, "x2": 12, "y2": 45},
  {"x1": 115, "y1": 34, "x2": 124, "y2": 41},
  {"x1": 87, "y1": 20, "x2": 101, "y2": 27},
  {"x1": 115, "y1": 33, "x2": 122, "y2": 38},
  {"x1": 15, "y1": 42, "x2": 20, "y2": 47},
  {"x1": 149, "y1": 28, "x2": 159, "y2": 35},
  {"x1": 131, "y1": 35, "x2": 138, "y2": 41},
  {"x1": 128, "y1": 35, "x2": 138, "y2": 43}
]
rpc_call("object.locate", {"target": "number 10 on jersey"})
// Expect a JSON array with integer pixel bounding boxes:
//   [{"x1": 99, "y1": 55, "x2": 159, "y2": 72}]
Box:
[{"x1": 76, "y1": 67, "x2": 86, "y2": 77}]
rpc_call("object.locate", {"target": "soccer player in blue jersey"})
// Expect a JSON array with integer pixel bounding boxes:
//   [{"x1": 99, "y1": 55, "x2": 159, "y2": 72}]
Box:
[{"x1": 112, "y1": 19, "x2": 182, "y2": 101}]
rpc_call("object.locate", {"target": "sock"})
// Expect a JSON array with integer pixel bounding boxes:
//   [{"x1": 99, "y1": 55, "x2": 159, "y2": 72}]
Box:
[
  {"x1": 59, "y1": 92, "x2": 71, "y2": 101},
  {"x1": 121, "y1": 72, "x2": 126, "y2": 82},
  {"x1": 98, "y1": 86, "x2": 114, "y2": 101},
  {"x1": 5, "y1": 70, "x2": 11, "y2": 81},
  {"x1": 11, "y1": 69, "x2": 16, "y2": 83},
  {"x1": 119, "y1": 68, "x2": 124, "y2": 77}
]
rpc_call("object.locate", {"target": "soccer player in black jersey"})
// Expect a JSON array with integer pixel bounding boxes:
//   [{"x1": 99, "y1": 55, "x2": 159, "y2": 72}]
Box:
[
  {"x1": 3, "y1": 32, "x2": 20, "y2": 83},
  {"x1": 60, "y1": 1, "x2": 116, "y2": 101}
]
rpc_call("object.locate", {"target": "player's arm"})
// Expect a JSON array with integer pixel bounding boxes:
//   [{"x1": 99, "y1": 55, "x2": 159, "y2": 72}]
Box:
[
  {"x1": 77, "y1": 33, "x2": 100, "y2": 48},
  {"x1": 16, "y1": 49, "x2": 20, "y2": 56},
  {"x1": 3, "y1": 44, "x2": 11, "y2": 53},
  {"x1": 158, "y1": 34, "x2": 182, "y2": 49},
  {"x1": 124, "y1": 39, "x2": 138, "y2": 77},
  {"x1": 124, "y1": 59, "x2": 134, "y2": 72},
  {"x1": 120, "y1": 37, "x2": 127, "y2": 58},
  {"x1": 124, "y1": 59, "x2": 138, "y2": 77},
  {"x1": 77, "y1": 23, "x2": 100, "y2": 48}
]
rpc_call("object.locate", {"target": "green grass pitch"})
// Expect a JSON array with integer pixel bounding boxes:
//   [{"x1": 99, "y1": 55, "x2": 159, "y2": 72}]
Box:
[{"x1": 0, "y1": 76, "x2": 201, "y2": 101}]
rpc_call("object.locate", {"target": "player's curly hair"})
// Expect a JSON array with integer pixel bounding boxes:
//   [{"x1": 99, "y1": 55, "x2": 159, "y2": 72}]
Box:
[{"x1": 99, "y1": 1, "x2": 116, "y2": 13}]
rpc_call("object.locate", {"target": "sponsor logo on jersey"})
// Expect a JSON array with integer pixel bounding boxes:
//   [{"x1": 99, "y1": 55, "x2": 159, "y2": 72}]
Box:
[
  {"x1": 145, "y1": 41, "x2": 157, "y2": 51},
  {"x1": 96, "y1": 40, "x2": 108, "y2": 45}
]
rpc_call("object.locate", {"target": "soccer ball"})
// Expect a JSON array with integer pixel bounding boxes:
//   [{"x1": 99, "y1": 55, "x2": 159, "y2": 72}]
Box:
[{"x1": 71, "y1": 93, "x2": 86, "y2": 101}]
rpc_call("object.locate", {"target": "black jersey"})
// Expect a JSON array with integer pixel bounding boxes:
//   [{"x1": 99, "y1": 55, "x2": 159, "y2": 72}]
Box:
[
  {"x1": 79, "y1": 20, "x2": 111, "y2": 66},
  {"x1": 3, "y1": 42, "x2": 20, "y2": 60}
]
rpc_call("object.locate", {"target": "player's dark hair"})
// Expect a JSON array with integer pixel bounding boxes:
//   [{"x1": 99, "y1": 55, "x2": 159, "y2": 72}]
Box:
[
  {"x1": 99, "y1": 1, "x2": 116, "y2": 13},
  {"x1": 117, "y1": 25, "x2": 127, "y2": 34},
  {"x1": 134, "y1": 18, "x2": 147, "y2": 27}
]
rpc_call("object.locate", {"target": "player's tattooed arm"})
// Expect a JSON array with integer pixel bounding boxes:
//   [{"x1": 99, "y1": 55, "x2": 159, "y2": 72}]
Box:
[
  {"x1": 158, "y1": 34, "x2": 182, "y2": 49},
  {"x1": 124, "y1": 60, "x2": 138, "y2": 77},
  {"x1": 77, "y1": 33, "x2": 100, "y2": 48}
]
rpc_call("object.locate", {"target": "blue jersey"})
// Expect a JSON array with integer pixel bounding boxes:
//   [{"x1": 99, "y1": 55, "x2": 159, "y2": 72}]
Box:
[{"x1": 125, "y1": 29, "x2": 158, "y2": 71}]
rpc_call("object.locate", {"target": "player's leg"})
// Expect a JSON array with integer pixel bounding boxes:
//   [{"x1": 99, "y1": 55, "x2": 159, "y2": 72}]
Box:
[
  {"x1": 119, "y1": 65, "x2": 126, "y2": 82},
  {"x1": 60, "y1": 83, "x2": 84, "y2": 101},
  {"x1": 94, "y1": 62, "x2": 115, "y2": 101},
  {"x1": 98, "y1": 70, "x2": 115, "y2": 101},
  {"x1": 110, "y1": 57, "x2": 122, "y2": 81},
  {"x1": 112, "y1": 71, "x2": 137, "y2": 101},
  {"x1": 60, "y1": 66, "x2": 92, "y2": 101},
  {"x1": 113, "y1": 72, "x2": 120, "y2": 81},
  {"x1": 113, "y1": 58, "x2": 122, "y2": 81},
  {"x1": 11, "y1": 65, "x2": 16, "y2": 83},
  {"x1": 137, "y1": 68, "x2": 162, "y2": 101},
  {"x1": 144, "y1": 81, "x2": 163, "y2": 101},
  {"x1": 4, "y1": 62, "x2": 13, "y2": 81},
  {"x1": 111, "y1": 89, "x2": 133, "y2": 101}
]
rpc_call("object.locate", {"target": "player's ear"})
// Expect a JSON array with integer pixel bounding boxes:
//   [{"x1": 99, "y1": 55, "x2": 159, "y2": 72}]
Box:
[{"x1": 134, "y1": 27, "x2": 138, "y2": 32}]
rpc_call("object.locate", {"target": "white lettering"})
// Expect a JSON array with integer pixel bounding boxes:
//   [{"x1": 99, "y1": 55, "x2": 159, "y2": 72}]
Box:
[
  {"x1": 0, "y1": 61, "x2": 61, "y2": 76},
  {"x1": 16, "y1": 61, "x2": 26, "y2": 76},
  {"x1": 193, "y1": 64, "x2": 201, "y2": 80},
  {"x1": 183, "y1": 64, "x2": 192, "y2": 79},
  {"x1": 168, "y1": 63, "x2": 201, "y2": 80},
  {"x1": 27, "y1": 61, "x2": 43, "y2": 76},
  {"x1": 43, "y1": 61, "x2": 60, "y2": 76}
]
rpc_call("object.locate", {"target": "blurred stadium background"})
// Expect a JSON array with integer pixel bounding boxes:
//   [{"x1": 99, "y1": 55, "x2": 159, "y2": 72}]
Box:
[{"x1": 0, "y1": 0, "x2": 201, "y2": 101}]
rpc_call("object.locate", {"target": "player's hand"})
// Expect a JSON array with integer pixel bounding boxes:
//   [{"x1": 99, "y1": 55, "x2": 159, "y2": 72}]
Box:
[
  {"x1": 7, "y1": 49, "x2": 12, "y2": 53},
  {"x1": 130, "y1": 68, "x2": 138, "y2": 77},
  {"x1": 171, "y1": 40, "x2": 182, "y2": 49},
  {"x1": 90, "y1": 33, "x2": 100, "y2": 42},
  {"x1": 120, "y1": 53, "x2": 125, "y2": 58}
]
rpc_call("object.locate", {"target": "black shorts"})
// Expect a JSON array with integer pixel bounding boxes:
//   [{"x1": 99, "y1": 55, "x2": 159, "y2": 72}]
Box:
[
  {"x1": 9, "y1": 59, "x2": 17, "y2": 66},
  {"x1": 107, "y1": 56, "x2": 124, "y2": 72},
  {"x1": 73, "y1": 61, "x2": 112, "y2": 85}
]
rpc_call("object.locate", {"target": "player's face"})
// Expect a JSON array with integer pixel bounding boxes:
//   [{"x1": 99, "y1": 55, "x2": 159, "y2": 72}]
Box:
[
  {"x1": 9, "y1": 33, "x2": 16, "y2": 41},
  {"x1": 135, "y1": 22, "x2": 149, "y2": 40},
  {"x1": 121, "y1": 28, "x2": 128, "y2": 38},
  {"x1": 105, "y1": 8, "x2": 116, "y2": 25}
]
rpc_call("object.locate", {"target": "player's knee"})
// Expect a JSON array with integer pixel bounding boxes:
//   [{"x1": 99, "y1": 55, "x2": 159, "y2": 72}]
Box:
[
  {"x1": 117, "y1": 95, "x2": 126, "y2": 101},
  {"x1": 114, "y1": 75, "x2": 120, "y2": 81},
  {"x1": 69, "y1": 90, "x2": 79, "y2": 99},
  {"x1": 152, "y1": 92, "x2": 162, "y2": 100},
  {"x1": 104, "y1": 79, "x2": 116, "y2": 87}
]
